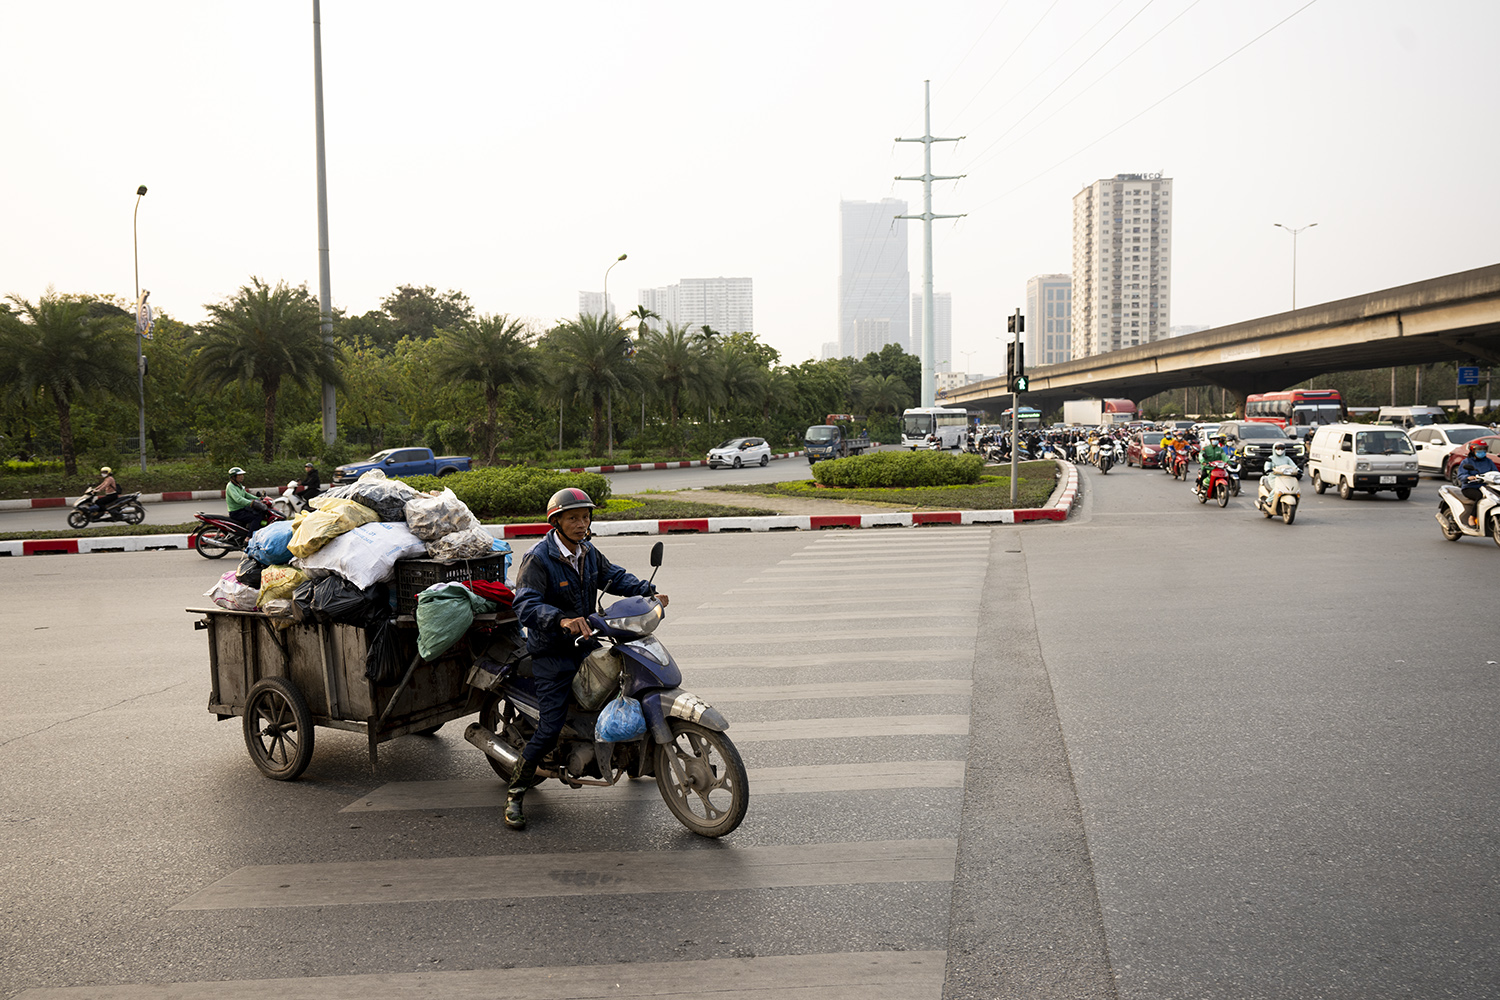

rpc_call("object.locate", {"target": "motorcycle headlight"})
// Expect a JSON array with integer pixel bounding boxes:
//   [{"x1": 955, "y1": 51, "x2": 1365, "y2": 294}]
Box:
[{"x1": 605, "y1": 603, "x2": 663, "y2": 636}]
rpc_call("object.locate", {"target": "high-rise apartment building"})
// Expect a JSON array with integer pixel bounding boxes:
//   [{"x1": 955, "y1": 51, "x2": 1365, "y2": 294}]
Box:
[
  {"x1": 838, "y1": 199, "x2": 910, "y2": 358},
  {"x1": 910, "y1": 292, "x2": 952, "y2": 371},
  {"x1": 578, "y1": 291, "x2": 616, "y2": 319},
  {"x1": 1025, "y1": 274, "x2": 1073, "y2": 366},
  {"x1": 637, "y1": 277, "x2": 753, "y2": 334},
  {"x1": 1071, "y1": 173, "x2": 1172, "y2": 358}
]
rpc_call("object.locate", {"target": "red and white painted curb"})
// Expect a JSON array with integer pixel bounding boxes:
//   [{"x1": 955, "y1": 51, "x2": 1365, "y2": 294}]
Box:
[
  {"x1": 0, "y1": 486, "x2": 284, "y2": 512},
  {"x1": 0, "y1": 463, "x2": 1079, "y2": 556}
]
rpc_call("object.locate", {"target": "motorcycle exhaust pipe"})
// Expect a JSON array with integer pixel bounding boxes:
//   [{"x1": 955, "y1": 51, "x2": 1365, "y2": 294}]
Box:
[{"x1": 464, "y1": 723, "x2": 523, "y2": 771}]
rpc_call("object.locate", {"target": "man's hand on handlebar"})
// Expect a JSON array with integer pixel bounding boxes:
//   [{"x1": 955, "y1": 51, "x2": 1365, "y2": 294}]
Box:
[
  {"x1": 656, "y1": 594, "x2": 670, "y2": 609},
  {"x1": 561, "y1": 616, "x2": 593, "y2": 639}
]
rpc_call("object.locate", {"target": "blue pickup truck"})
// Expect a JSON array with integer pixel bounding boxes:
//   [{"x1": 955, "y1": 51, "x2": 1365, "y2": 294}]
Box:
[{"x1": 332, "y1": 447, "x2": 472, "y2": 484}]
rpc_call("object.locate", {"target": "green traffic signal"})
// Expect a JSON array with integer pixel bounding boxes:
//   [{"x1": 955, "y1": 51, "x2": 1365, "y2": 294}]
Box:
[{"x1": 1013, "y1": 375, "x2": 1029, "y2": 392}]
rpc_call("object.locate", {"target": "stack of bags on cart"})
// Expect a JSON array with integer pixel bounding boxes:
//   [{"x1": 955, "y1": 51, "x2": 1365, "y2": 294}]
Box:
[{"x1": 204, "y1": 469, "x2": 510, "y2": 628}]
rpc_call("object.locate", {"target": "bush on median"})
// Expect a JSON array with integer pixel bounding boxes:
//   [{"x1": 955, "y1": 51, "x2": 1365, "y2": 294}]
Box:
[{"x1": 811, "y1": 450, "x2": 983, "y2": 489}]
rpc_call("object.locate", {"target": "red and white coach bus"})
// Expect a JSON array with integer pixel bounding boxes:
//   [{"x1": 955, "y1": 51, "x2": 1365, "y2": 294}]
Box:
[{"x1": 1244, "y1": 389, "x2": 1345, "y2": 431}]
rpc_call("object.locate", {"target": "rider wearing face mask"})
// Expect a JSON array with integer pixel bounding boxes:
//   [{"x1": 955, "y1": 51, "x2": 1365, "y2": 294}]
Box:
[
  {"x1": 1455, "y1": 439, "x2": 1497, "y2": 527},
  {"x1": 507, "y1": 488, "x2": 669, "y2": 830},
  {"x1": 1264, "y1": 441, "x2": 1299, "y2": 476}
]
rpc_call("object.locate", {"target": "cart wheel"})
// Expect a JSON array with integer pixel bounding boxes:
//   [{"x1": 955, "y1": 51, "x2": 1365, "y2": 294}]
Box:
[{"x1": 243, "y1": 677, "x2": 315, "y2": 780}]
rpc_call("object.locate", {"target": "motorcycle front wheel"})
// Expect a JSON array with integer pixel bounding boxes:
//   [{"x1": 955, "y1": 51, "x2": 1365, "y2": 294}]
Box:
[
  {"x1": 194, "y1": 525, "x2": 235, "y2": 559},
  {"x1": 67, "y1": 509, "x2": 90, "y2": 529},
  {"x1": 1216, "y1": 482, "x2": 1229, "y2": 507},
  {"x1": 1282, "y1": 502, "x2": 1296, "y2": 525},
  {"x1": 655, "y1": 719, "x2": 748, "y2": 838}
]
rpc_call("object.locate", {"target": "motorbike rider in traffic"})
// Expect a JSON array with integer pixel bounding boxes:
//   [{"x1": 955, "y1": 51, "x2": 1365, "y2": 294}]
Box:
[
  {"x1": 1195, "y1": 435, "x2": 1228, "y2": 493},
  {"x1": 507, "y1": 487, "x2": 669, "y2": 830},
  {"x1": 87, "y1": 466, "x2": 120, "y2": 516},
  {"x1": 225, "y1": 467, "x2": 262, "y2": 534},
  {"x1": 1264, "y1": 441, "x2": 1298, "y2": 477},
  {"x1": 295, "y1": 461, "x2": 322, "y2": 503},
  {"x1": 1455, "y1": 439, "x2": 1497, "y2": 527}
]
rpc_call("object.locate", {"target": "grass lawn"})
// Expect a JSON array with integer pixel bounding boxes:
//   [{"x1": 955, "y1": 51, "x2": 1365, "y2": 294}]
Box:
[{"x1": 706, "y1": 460, "x2": 1060, "y2": 510}]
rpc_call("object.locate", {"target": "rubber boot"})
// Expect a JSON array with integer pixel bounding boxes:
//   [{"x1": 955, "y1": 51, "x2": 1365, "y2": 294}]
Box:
[{"x1": 504, "y1": 760, "x2": 537, "y2": 830}]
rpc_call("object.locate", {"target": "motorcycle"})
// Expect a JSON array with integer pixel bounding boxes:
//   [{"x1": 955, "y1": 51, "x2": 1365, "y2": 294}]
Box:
[
  {"x1": 1096, "y1": 440, "x2": 1115, "y2": 474},
  {"x1": 191, "y1": 502, "x2": 285, "y2": 559},
  {"x1": 1255, "y1": 468, "x2": 1302, "y2": 524},
  {"x1": 1194, "y1": 461, "x2": 1233, "y2": 507},
  {"x1": 1435, "y1": 470, "x2": 1500, "y2": 545},
  {"x1": 272, "y1": 480, "x2": 312, "y2": 519},
  {"x1": 464, "y1": 542, "x2": 749, "y2": 838},
  {"x1": 67, "y1": 487, "x2": 146, "y2": 528},
  {"x1": 1169, "y1": 449, "x2": 1191, "y2": 480}
]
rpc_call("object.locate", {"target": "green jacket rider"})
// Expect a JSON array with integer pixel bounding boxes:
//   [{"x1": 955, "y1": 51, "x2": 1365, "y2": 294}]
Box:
[{"x1": 1196, "y1": 436, "x2": 1228, "y2": 491}]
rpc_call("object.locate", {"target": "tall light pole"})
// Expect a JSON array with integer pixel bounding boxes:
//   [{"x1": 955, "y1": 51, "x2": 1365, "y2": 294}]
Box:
[
  {"x1": 603, "y1": 253, "x2": 626, "y2": 459},
  {"x1": 132, "y1": 185, "x2": 148, "y2": 474},
  {"x1": 1273, "y1": 222, "x2": 1317, "y2": 310},
  {"x1": 313, "y1": 0, "x2": 336, "y2": 447}
]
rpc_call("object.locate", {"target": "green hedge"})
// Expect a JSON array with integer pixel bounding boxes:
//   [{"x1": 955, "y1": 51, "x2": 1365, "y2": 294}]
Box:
[
  {"x1": 400, "y1": 466, "x2": 611, "y2": 518},
  {"x1": 811, "y1": 450, "x2": 983, "y2": 488}
]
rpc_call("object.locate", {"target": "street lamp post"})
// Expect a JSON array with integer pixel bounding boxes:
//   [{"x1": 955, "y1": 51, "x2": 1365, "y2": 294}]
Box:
[
  {"x1": 603, "y1": 253, "x2": 626, "y2": 459},
  {"x1": 1273, "y1": 222, "x2": 1317, "y2": 310},
  {"x1": 133, "y1": 185, "x2": 148, "y2": 474}
]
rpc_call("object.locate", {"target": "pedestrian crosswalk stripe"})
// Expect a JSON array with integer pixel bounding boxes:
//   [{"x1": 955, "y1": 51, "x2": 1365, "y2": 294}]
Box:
[
  {"x1": 340, "y1": 760, "x2": 968, "y2": 813},
  {"x1": 698, "y1": 678, "x2": 971, "y2": 702},
  {"x1": 669, "y1": 611, "x2": 977, "y2": 627},
  {"x1": 171, "y1": 839, "x2": 958, "y2": 910},
  {"x1": 732, "y1": 715, "x2": 970, "y2": 741},
  {"x1": 667, "y1": 629, "x2": 967, "y2": 647},
  {"x1": 688, "y1": 650, "x2": 972, "y2": 670},
  {"x1": 12, "y1": 950, "x2": 947, "y2": 999}
]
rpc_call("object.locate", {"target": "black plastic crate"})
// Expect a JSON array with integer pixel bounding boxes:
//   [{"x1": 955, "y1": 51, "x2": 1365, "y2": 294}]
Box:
[{"x1": 394, "y1": 553, "x2": 509, "y2": 616}]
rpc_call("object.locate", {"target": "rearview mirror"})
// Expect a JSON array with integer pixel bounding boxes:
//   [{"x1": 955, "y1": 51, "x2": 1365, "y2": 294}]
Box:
[{"x1": 650, "y1": 541, "x2": 664, "y2": 568}]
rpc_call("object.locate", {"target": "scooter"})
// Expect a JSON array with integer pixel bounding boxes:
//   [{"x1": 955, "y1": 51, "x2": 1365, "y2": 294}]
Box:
[
  {"x1": 464, "y1": 542, "x2": 749, "y2": 838},
  {"x1": 1096, "y1": 440, "x2": 1115, "y2": 474},
  {"x1": 191, "y1": 503, "x2": 285, "y2": 559},
  {"x1": 1255, "y1": 468, "x2": 1302, "y2": 524},
  {"x1": 67, "y1": 488, "x2": 146, "y2": 528},
  {"x1": 272, "y1": 480, "x2": 312, "y2": 519},
  {"x1": 1194, "y1": 461, "x2": 1233, "y2": 507},
  {"x1": 1435, "y1": 470, "x2": 1500, "y2": 545},
  {"x1": 1169, "y1": 450, "x2": 1191, "y2": 480}
]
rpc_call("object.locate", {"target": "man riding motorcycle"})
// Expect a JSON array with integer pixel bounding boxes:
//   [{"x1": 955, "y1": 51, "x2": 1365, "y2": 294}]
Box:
[
  {"x1": 506, "y1": 488, "x2": 670, "y2": 831},
  {"x1": 1454, "y1": 438, "x2": 1497, "y2": 527},
  {"x1": 1195, "y1": 435, "x2": 1229, "y2": 493},
  {"x1": 295, "y1": 461, "x2": 322, "y2": 503},
  {"x1": 225, "y1": 467, "x2": 263, "y2": 534}
]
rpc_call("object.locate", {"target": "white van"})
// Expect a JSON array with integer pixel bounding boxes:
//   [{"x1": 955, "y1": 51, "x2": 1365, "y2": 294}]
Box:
[
  {"x1": 1376, "y1": 406, "x2": 1448, "y2": 429},
  {"x1": 1307, "y1": 423, "x2": 1419, "y2": 500}
]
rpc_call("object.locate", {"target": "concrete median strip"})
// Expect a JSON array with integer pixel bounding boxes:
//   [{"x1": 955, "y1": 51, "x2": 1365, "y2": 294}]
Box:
[{"x1": 0, "y1": 460, "x2": 1080, "y2": 557}]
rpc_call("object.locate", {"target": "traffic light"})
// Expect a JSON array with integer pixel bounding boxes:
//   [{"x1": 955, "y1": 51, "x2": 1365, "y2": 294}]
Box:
[{"x1": 1012, "y1": 374, "x2": 1029, "y2": 392}]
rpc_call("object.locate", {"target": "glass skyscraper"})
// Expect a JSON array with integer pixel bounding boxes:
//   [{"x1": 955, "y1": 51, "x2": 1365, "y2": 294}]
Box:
[{"x1": 839, "y1": 199, "x2": 909, "y2": 359}]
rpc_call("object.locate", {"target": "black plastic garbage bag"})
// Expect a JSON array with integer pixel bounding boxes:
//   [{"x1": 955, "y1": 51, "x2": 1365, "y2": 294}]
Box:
[
  {"x1": 311, "y1": 575, "x2": 392, "y2": 627},
  {"x1": 290, "y1": 579, "x2": 318, "y2": 624},
  {"x1": 364, "y1": 619, "x2": 402, "y2": 685},
  {"x1": 235, "y1": 554, "x2": 264, "y2": 589}
]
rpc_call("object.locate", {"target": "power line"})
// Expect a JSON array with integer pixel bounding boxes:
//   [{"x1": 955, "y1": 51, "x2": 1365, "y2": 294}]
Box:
[
  {"x1": 947, "y1": 0, "x2": 1066, "y2": 126},
  {"x1": 968, "y1": 0, "x2": 1322, "y2": 214}
]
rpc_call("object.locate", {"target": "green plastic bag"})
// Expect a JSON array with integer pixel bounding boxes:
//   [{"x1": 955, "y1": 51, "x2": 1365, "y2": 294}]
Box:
[{"x1": 414, "y1": 581, "x2": 497, "y2": 661}]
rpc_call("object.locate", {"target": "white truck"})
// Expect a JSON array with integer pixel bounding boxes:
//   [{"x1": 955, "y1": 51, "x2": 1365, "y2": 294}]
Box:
[{"x1": 1064, "y1": 398, "x2": 1136, "y2": 426}]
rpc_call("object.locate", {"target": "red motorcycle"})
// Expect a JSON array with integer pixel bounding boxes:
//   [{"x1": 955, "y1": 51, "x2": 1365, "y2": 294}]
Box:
[
  {"x1": 1169, "y1": 449, "x2": 1192, "y2": 481},
  {"x1": 192, "y1": 503, "x2": 285, "y2": 559},
  {"x1": 1195, "y1": 461, "x2": 1233, "y2": 508}
]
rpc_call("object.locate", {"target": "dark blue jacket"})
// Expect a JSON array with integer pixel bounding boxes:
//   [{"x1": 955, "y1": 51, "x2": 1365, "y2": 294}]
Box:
[
  {"x1": 513, "y1": 529, "x2": 657, "y2": 656},
  {"x1": 1456, "y1": 453, "x2": 1497, "y2": 487}
]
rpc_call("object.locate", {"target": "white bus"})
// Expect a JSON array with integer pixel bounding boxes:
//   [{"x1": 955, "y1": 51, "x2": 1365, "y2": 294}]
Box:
[{"x1": 902, "y1": 407, "x2": 970, "y2": 450}]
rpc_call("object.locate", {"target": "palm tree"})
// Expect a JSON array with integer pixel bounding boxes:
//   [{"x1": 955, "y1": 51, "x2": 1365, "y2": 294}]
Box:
[
  {"x1": 2, "y1": 292, "x2": 135, "y2": 475},
  {"x1": 191, "y1": 278, "x2": 344, "y2": 461},
  {"x1": 432, "y1": 314, "x2": 537, "y2": 464},
  {"x1": 542, "y1": 313, "x2": 640, "y2": 455},
  {"x1": 637, "y1": 323, "x2": 717, "y2": 437},
  {"x1": 624, "y1": 304, "x2": 659, "y2": 342},
  {"x1": 855, "y1": 372, "x2": 912, "y2": 415}
]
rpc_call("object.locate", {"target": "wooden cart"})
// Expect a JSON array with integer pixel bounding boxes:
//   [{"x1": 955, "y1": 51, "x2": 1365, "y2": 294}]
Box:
[{"x1": 190, "y1": 607, "x2": 512, "y2": 779}]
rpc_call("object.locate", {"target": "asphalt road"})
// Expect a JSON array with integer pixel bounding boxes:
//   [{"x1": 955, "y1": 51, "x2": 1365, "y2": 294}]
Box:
[{"x1": 1, "y1": 463, "x2": 1496, "y2": 999}]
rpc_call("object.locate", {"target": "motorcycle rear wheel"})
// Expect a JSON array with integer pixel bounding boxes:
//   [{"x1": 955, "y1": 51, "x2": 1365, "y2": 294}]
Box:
[
  {"x1": 654, "y1": 719, "x2": 748, "y2": 838},
  {"x1": 121, "y1": 502, "x2": 146, "y2": 525},
  {"x1": 1438, "y1": 508, "x2": 1463, "y2": 541},
  {"x1": 478, "y1": 696, "x2": 544, "y2": 784},
  {"x1": 194, "y1": 525, "x2": 235, "y2": 559},
  {"x1": 67, "y1": 509, "x2": 90, "y2": 529}
]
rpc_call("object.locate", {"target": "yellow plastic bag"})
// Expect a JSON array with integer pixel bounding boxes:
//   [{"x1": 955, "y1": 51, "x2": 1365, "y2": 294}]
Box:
[
  {"x1": 288, "y1": 498, "x2": 380, "y2": 558},
  {"x1": 258, "y1": 564, "x2": 307, "y2": 606}
]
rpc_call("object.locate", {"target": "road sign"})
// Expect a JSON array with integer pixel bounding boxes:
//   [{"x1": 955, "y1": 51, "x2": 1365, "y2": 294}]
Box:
[
  {"x1": 135, "y1": 291, "x2": 154, "y2": 340},
  {"x1": 1458, "y1": 366, "x2": 1480, "y2": 386}
]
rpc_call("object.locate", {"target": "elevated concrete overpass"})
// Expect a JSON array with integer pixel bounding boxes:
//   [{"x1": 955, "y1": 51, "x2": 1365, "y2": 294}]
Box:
[{"x1": 946, "y1": 263, "x2": 1500, "y2": 416}]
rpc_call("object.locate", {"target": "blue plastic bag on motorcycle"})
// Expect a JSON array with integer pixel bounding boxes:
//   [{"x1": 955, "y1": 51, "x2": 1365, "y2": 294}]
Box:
[
  {"x1": 595, "y1": 693, "x2": 647, "y2": 743},
  {"x1": 247, "y1": 521, "x2": 295, "y2": 565}
]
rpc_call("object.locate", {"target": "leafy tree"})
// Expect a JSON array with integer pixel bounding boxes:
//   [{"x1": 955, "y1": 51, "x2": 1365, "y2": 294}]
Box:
[
  {"x1": 637, "y1": 322, "x2": 717, "y2": 436},
  {"x1": 431, "y1": 314, "x2": 539, "y2": 464},
  {"x1": 542, "y1": 313, "x2": 640, "y2": 455},
  {"x1": 1, "y1": 292, "x2": 135, "y2": 474},
  {"x1": 337, "y1": 337, "x2": 404, "y2": 451},
  {"x1": 381, "y1": 285, "x2": 475, "y2": 342},
  {"x1": 191, "y1": 278, "x2": 345, "y2": 461}
]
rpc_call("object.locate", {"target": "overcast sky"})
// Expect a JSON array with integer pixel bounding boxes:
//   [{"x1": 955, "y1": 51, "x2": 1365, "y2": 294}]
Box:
[{"x1": 3, "y1": 0, "x2": 1496, "y2": 373}]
